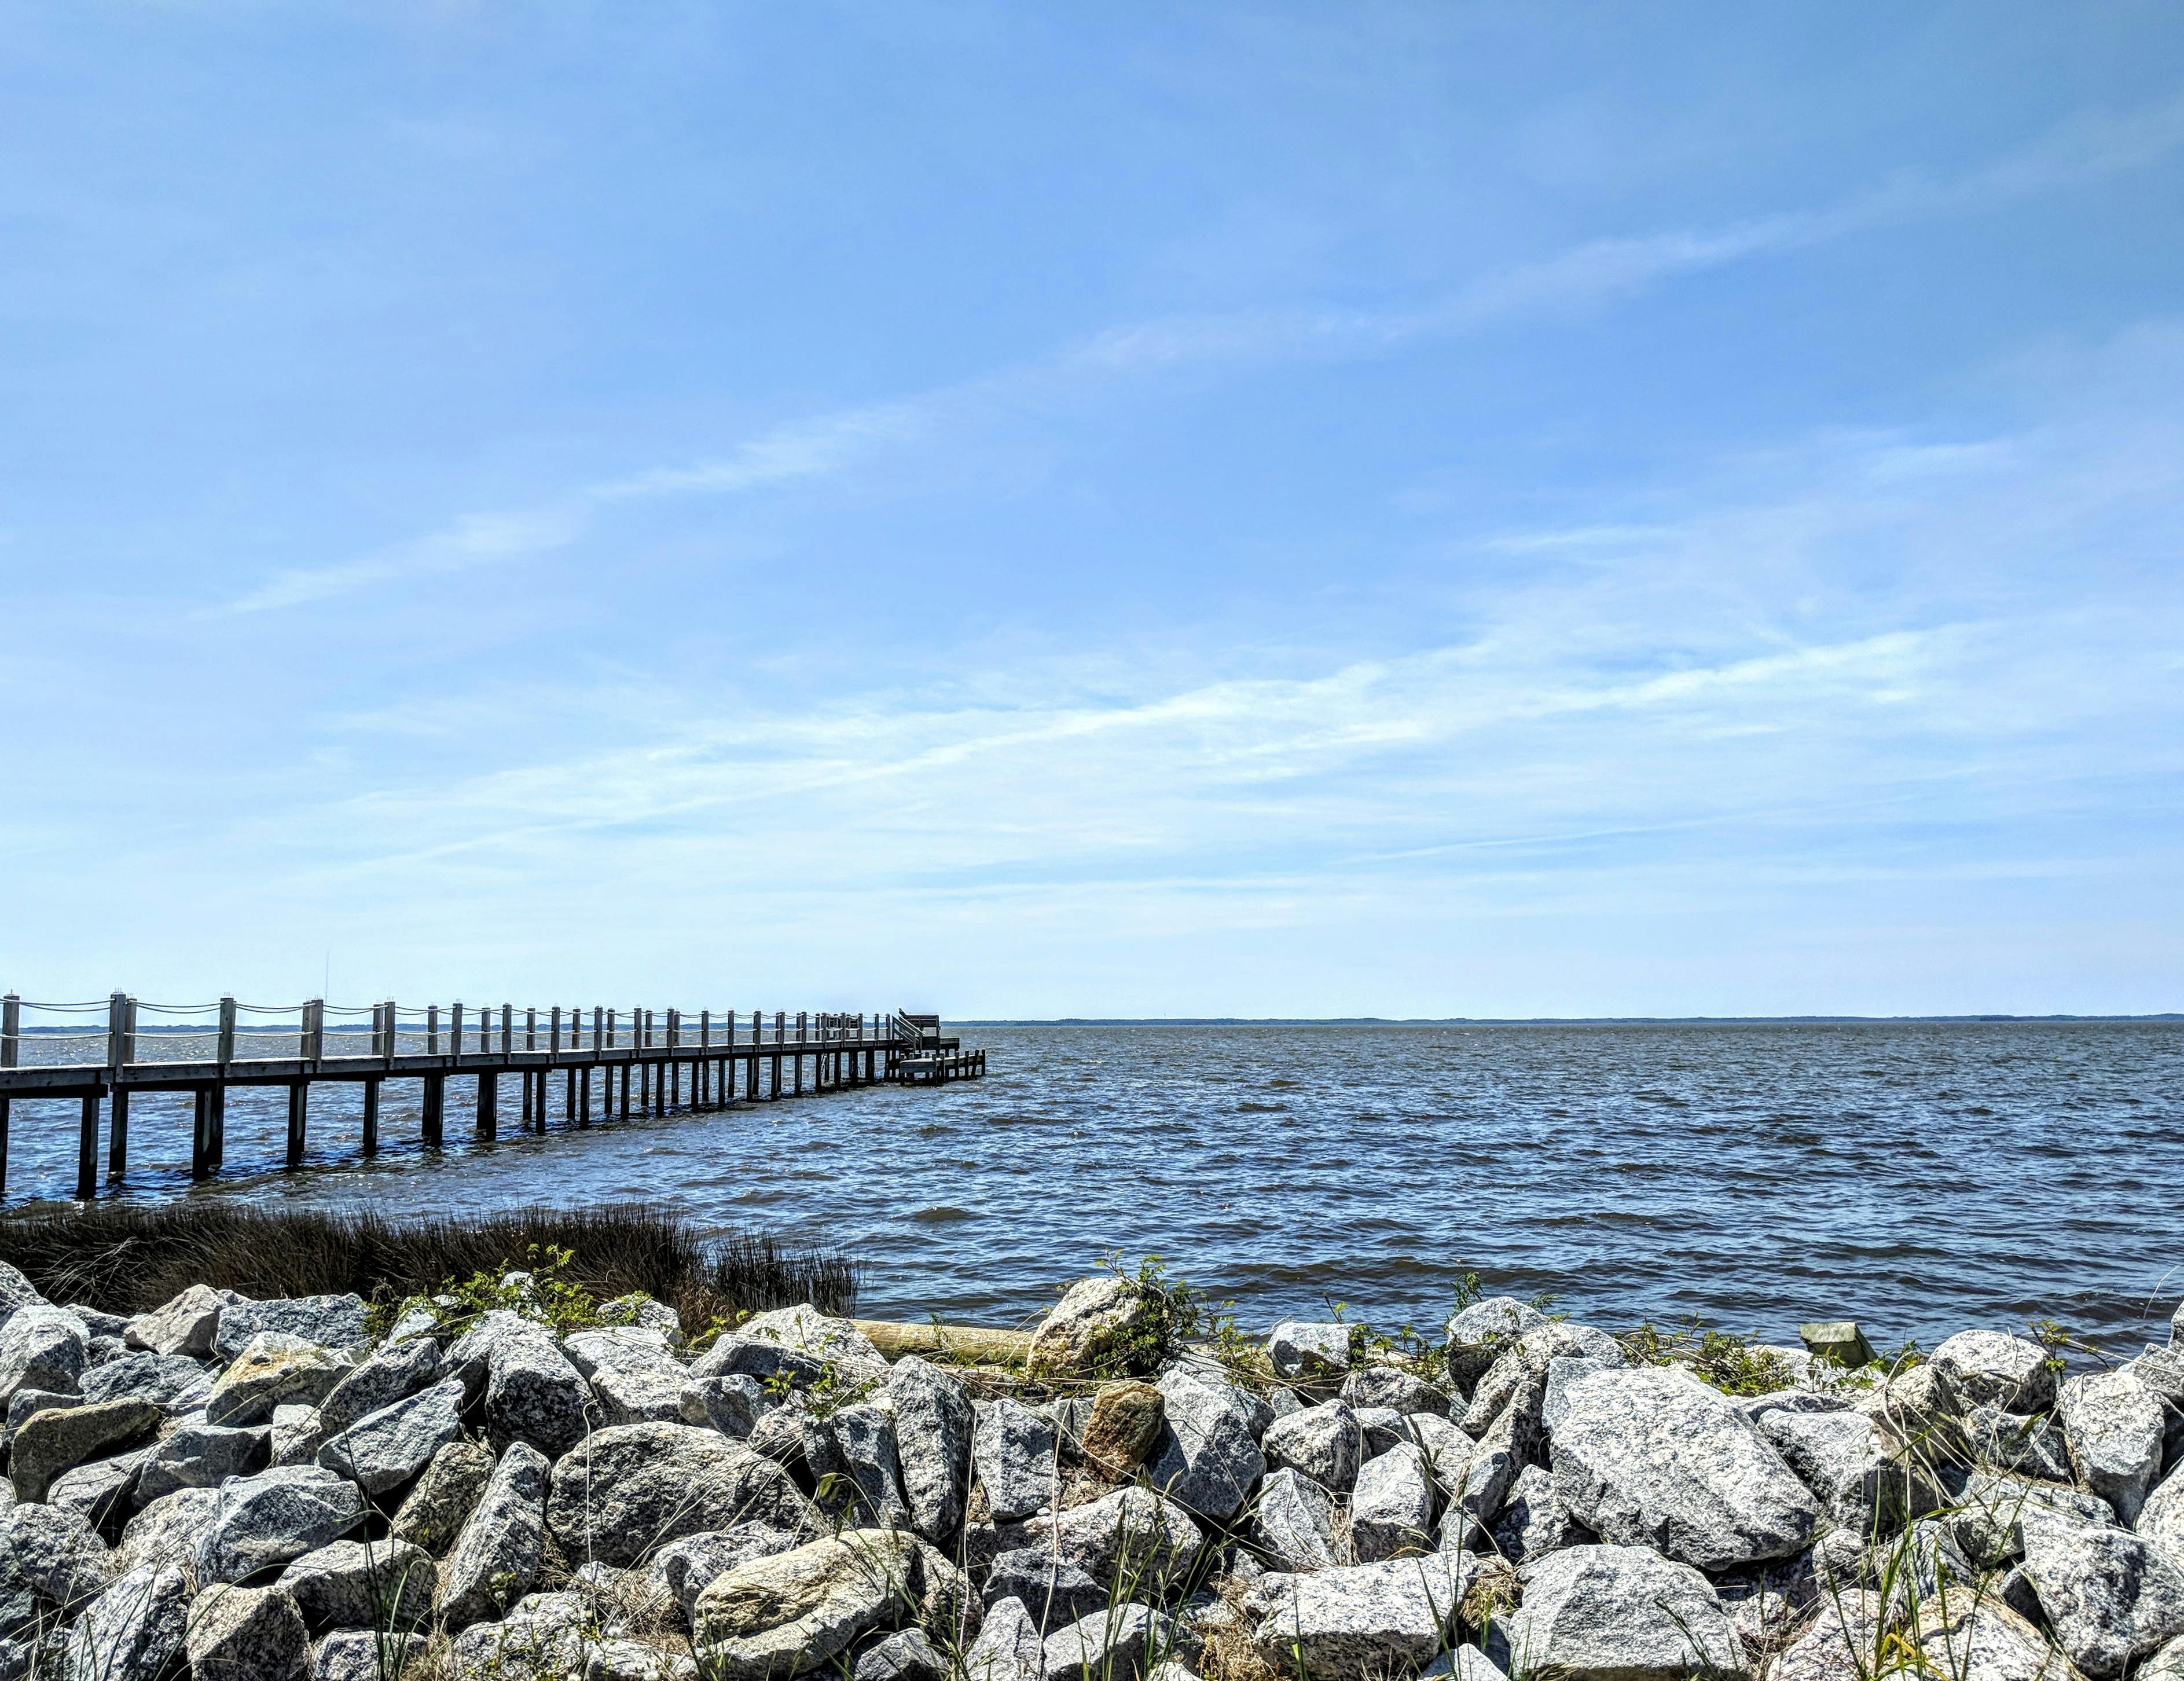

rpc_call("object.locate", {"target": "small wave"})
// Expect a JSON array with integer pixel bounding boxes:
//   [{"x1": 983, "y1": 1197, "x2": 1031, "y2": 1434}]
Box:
[{"x1": 911, "y1": 1206, "x2": 978, "y2": 1224}]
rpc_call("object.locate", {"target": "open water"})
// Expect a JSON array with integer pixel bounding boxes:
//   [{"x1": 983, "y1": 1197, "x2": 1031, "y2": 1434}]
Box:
[{"x1": 6, "y1": 1021, "x2": 2181, "y2": 1352}]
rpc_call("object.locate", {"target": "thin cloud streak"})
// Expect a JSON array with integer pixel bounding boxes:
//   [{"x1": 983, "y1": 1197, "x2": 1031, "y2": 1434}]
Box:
[{"x1": 210, "y1": 89, "x2": 2184, "y2": 618}]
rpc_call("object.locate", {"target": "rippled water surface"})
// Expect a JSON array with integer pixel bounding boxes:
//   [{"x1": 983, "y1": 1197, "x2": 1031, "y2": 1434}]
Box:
[{"x1": 7, "y1": 1021, "x2": 2181, "y2": 1349}]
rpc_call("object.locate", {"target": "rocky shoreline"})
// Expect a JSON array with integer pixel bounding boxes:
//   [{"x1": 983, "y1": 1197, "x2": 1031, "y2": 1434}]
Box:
[{"x1": 0, "y1": 1262, "x2": 2178, "y2": 1681}]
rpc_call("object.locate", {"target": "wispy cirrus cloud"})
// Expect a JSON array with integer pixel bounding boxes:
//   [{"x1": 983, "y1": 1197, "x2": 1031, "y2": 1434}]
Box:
[{"x1": 211, "y1": 87, "x2": 2184, "y2": 620}]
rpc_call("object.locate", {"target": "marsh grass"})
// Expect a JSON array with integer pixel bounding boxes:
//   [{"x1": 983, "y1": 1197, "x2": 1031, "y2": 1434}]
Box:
[{"x1": 0, "y1": 1201, "x2": 857, "y2": 1331}]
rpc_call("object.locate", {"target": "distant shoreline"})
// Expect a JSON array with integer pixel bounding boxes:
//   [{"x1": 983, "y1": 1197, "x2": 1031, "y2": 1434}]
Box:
[{"x1": 959, "y1": 1013, "x2": 2184, "y2": 1025}]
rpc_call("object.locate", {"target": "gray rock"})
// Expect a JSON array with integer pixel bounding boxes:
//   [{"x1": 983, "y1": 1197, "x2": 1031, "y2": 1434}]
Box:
[
  {"x1": 1445, "y1": 1297, "x2": 1548, "y2": 1393},
  {"x1": 2018, "y1": 1506, "x2": 2184, "y2": 1677},
  {"x1": 214, "y1": 1295, "x2": 367, "y2": 1361},
  {"x1": 9, "y1": 1398, "x2": 160, "y2": 1502},
  {"x1": 1267, "y1": 1321, "x2": 1352, "y2": 1381},
  {"x1": 857, "y1": 1626, "x2": 945, "y2": 1681},
  {"x1": 1351, "y1": 1443, "x2": 1436, "y2": 1562},
  {"x1": 2060, "y1": 1370, "x2": 2165, "y2": 1525},
  {"x1": 566, "y1": 1328, "x2": 687, "y2": 1427},
  {"x1": 983, "y1": 1548, "x2": 1110, "y2": 1634},
  {"x1": 1247, "y1": 1555, "x2": 1469, "y2": 1681},
  {"x1": 0, "y1": 1502, "x2": 109, "y2": 1634},
  {"x1": 647, "y1": 1524, "x2": 801, "y2": 1617},
  {"x1": 1541, "y1": 1356, "x2": 1612, "y2": 1436},
  {"x1": 687, "y1": 1331, "x2": 830, "y2": 1388},
  {"x1": 446, "y1": 1590, "x2": 589, "y2": 1678},
  {"x1": 311, "y1": 1628, "x2": 420, "y2": 1681},
  {"x1": 965, "y1": 1595, "x2": 1043, "y2": 1681},
  {"x1": 562, "y1": 1325, "x2": 676, "y2": 1375},
  {"x1": 1857, "y1": 1362, "x2": 1962, "y2": 1458},
  {"x1": 0, "y1": 1267, "x2": 44, "y2": 1333},
  {"x1": 681, "y1": 1374, "x2": 773, "y2": 1438},
  {"x1": 1492, "y1": 1462, "x2": 1592, "y2": 1564},
  {"x1": 1963, "y1": 1402, "x2": 2075, "y2": 1483},
  {"x1": 1145, "y1": 1366, "x2": 1267, "y2": 1524},
  {"x1": 2, "y1": 1386, "x2": 70, "y2": 1445},
  {"x1": 598, "y1": 1291, "x2": 684, "y2": 1343},
  {"x1": 1262, "y1": 1400, "x2": 1364, "y2": 1495},
  {"x1": 1946, "y1": 1467, "x2": 2116, "y2": 1568},
  {"x1": 725, "y1": 1305, "x2": 890, "y2": 1386},
  {"x1": 388, "y1": 1437, "x2": 495, "y2": 1556},
  {"x1": 1771, "y1": 1589, "x2": 1883, "y2": 1681},
  {"x1": 1005, "y1": 1485, "x2": 1206, "y2": 1588},
  {"x1": 124, "y1": 1284, "x2": 236, "y2": 1358},
  {"x1": 185, "y1": 1581, "x2": 311, "y2": 1681},
  {"x1": 277, "y1": 1537, "x2": 436, "y2": 1629},
  {"x1": 317, "y1": 1337, "x2": 441, "y2": 1438},
  {"x1": 270, "y1": 1403, "x2": 328, "y2": 1469},
  {"x1": 64, "y1": 1561, "x2": 190, "y2": 1681},
  {"x1": 436, "y1": 1439, "x2": 549, "y2": 1628},
  {"x1": 546, "y1": 1421, "x2": 814, "y2": 1568},
  {"x1": 2123, "y1": 1345, "x2": 2184, "y2": 1467},
  {"x1": 135, "y1": 1419, "x2": 270, "y2": 1503},
  {"x1": 49, "y1": 1445, "x2": 153, "y2": 1529},
  {"x1": 1341, "y1": 1367, "x2": 1449, "y2": 1417},
  {"x1": 0, "y1": 1306, "x2": 85, "y2": 1408},
  {"x1": 1911, "y1": 1595, "x2": 2073, "y2": 1681},
  {"x1": 316, "y1": 1379, "x2": 464, "y2": 1496},
  {"x1": 1757, "y1": 1407, "x2": 1933, "y2": 1537},
  {"x1": 1932, "y1": 1330, "x2": 2055, "y2": 1415},
  {"x1": 207, "y1": 1333, "x2": 348, "y2": 1427},
  {"x1": 194, "y1": 1466, "x2": 368, "y2": 1585},
  {"x1": 1423, "y1": 1649, "x2": 1510, "y2": 1681},
  {"x1": 691, "y1": 1528, "x2": 942, "y2": 1679},
  {"x1": 975, "y1": 1398, "x2": 1059, "y2": 1522},
  {"x1": 2143, "y1": 1466, "x2": 2184, "y2": 1561},
  {"x1": 1502, "y1": 1543, "x2": 1745, "y2": 1681},
  {"x1": 80, "y1": 1350, "x2": 214, "y2": 1412},
  {"x1": 114, "y1": 1486, "x2": 223, "y2": 1574},
  {"x1": 481, "y1": 1326, "x2": 595, "y2": 1458},
  {"x1": 1356, "y1": 1405, "x2": 1409, "y2": 1459},
  {"x1": 1025, "y1": 1276, "x2": 1153, "y2": 1377},
  {"x1": 889, "y1": 1355, "x2": 973, "y2": 1546},
  {"x1": 1039, "y1": 1603, "x2": 1175, "y2": 1681},
  {"x1": 1437, "y1": 1371, "x2": 1540, "y2": 1547},
  {"x1": 807, "y1": 1403, "x2": 911, "y2": 1528},
  {"x1": 1549, "y1": 1366, "x2": 1819, "y2": 1570},
  {"x1": 1249, "y1": 1466, "x2": 1337, "y2": 1570}
]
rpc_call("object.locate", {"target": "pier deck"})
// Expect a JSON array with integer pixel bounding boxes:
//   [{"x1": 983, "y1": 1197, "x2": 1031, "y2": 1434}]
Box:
[{"x1": 0, "y1": 997, "x2": 985, "y2": 1199}]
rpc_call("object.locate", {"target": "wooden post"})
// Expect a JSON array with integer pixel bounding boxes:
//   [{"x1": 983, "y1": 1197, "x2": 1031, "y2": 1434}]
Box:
[
  {"x1": 77, "y1": 1093, "x2": 99, "y2": 1200},
  {"x1": 109, "y1": 994, "x2": 135, "y2": 1179},
  {"x1": 218, "y1": 996, "x2": 237, "y2": 1069},
  {"x1": 362, "y1": 1077, "x2": 379, "y2": 1153},
  {"x1": 208, "y1": 1082, "x2": 226, "y2": 1167},
  {"x1": 578, "y1": 1065, "x2": 591, "y2": 1129},
  {"x1": 304, "y1": 998, "x2": 324, "y2": 1062},
  {"x1": 287, "y1": 1081, "x2": 308, "y2": 1167},
  {"x1": 619, "y1": 1062, "x2": 631, "y2": 1121},
  {"x1": 191, "y1": 1086, "x2": 214, "y2": 1179},
  {"x1": 423, "y1": 1074, "x2": 443, "y2": 1146},
  {"x1": 0, "y1": 992, "x2": 16, "y2": 1195},
  {"x1": 477, "y1": 1073, "x2": 497, "y2": 1139},
  {"x1": 428, "y1": 1004, "x2": 440, "y2": 1055}
]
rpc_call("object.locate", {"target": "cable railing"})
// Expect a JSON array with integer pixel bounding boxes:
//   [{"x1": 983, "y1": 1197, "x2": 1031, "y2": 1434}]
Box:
[{"x1": 0, "y1": 993, "x2": 926, "y2": 1075}]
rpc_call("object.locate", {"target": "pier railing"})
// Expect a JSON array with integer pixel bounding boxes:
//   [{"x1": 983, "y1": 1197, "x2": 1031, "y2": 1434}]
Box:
[{"x1": 0, "y1": 994, "x2": 982, "y2": 1199}]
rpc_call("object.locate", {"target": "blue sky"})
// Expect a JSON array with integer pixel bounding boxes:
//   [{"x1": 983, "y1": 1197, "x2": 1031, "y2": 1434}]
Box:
[{"x1": 3, "y1": 4, "x2": 2181, "y2": 1018}]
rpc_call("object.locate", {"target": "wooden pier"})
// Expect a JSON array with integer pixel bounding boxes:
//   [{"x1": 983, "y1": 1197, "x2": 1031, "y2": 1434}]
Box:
[{"x1": 0, "y1": 996, "x2": 985, "y2": 1200}]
